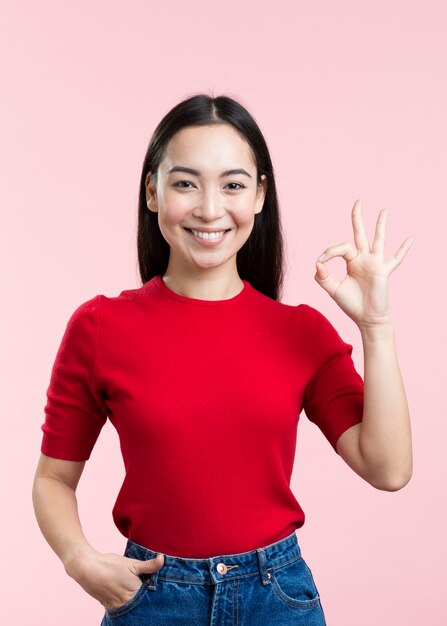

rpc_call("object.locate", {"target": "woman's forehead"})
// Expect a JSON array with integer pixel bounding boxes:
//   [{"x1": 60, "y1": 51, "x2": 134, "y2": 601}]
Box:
[{"x1": 161, "y1": 125, "x2": 256, "y2": 172}]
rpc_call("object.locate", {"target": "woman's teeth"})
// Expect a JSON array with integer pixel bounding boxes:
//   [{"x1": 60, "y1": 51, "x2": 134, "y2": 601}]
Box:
[{"x1": 190, "y1": 229, "x2": 227, "y2": 240}]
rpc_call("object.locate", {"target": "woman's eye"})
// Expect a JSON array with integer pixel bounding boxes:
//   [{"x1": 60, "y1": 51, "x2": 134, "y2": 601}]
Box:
[{"x1": 172, "y1": 181, "x2": 245, "y2": 190}]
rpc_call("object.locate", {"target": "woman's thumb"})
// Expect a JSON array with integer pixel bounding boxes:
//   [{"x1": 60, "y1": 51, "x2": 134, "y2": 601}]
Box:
[{"x1": 132, "y1": 553, "x2": 165, "y2": 575}]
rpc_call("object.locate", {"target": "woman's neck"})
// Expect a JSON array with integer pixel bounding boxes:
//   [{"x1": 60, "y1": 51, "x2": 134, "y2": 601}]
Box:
[{"x1": 161, "y1": 270, "x2": 244, "y2": 301}]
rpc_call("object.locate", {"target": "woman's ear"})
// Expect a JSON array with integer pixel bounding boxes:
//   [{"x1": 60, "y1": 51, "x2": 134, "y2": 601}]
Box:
[
  {"x1": 254, "y1": 174, "x2": 267, "y2": 214},
  {"x1": 145, "y1": 171, "x2": 158, "y2": 213}
]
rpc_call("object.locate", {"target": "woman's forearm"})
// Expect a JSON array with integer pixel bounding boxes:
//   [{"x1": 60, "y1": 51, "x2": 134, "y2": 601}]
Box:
[
  {"x1": 32, "y1": 475, "x2": 96, "y2": 575},
  {"x1": 358, "y1": 321, "x2": 413, "y2": 489}
]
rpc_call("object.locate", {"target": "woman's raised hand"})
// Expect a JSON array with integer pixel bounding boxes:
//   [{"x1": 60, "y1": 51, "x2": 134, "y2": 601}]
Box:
[
  {"x1": 314, "y1": 199, "x2": 414, "y2": 330},
  {"x1": 65, "y1": 548, "x2": 165, "y2": 611}
]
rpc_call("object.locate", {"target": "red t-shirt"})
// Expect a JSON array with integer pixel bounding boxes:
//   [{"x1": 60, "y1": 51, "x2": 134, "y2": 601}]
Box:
[{"x1": 41, "y1": 275, "x2": 364, "y2": 558}]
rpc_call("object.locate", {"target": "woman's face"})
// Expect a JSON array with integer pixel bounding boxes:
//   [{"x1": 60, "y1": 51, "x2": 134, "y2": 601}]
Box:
[{"x1": 145, "y1": 123, "x2": 267, "y2": 275}]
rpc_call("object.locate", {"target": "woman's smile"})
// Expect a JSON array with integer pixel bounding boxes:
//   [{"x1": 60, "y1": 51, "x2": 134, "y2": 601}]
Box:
[{"x1": 183, "y1": 227, "x2": 232, "y2": 245}]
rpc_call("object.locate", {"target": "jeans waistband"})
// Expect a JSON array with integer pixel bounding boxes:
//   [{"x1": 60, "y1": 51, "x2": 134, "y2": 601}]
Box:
[{"x1": 125, "y1": 530, "x2": 301, "y2": 586}]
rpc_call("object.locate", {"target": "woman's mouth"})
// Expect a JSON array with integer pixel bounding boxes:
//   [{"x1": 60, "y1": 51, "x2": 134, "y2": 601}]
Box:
[{"x1": 184, "y1": 228, "x2": 232, "y2": 245}]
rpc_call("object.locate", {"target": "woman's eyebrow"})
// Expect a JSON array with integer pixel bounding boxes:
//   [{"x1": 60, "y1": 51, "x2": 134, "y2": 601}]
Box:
[{"x1": 167, "y1": 166, "x2": 252, "y2": 178}]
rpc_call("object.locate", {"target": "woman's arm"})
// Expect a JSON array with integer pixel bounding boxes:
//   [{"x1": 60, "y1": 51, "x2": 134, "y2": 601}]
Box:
[
  {"x1": 314, "y1": 199, "x2": 414, "y2": 490},
  {"x1": 335, "y1": 323, "x2": 412, "y2": 490},
  {"x1": 32, "y1": 454, "x2": 90, "y2": 567},
  {"x1": 32, "y1": 454, "x2": 164, "y2": 610}
]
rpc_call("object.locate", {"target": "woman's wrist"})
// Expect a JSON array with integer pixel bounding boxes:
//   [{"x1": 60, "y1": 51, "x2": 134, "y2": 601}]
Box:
[{"x1": 63, "y1": 542, "x2": 99, "y2": 580}]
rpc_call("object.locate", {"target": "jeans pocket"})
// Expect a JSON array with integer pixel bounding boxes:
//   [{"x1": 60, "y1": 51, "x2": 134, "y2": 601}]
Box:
[
  {"x1": 269, "y1": 556, "x2": 321, "y2": 609},
  {"x1": 105, "y1": 577, "x2": 149, "y2": 619}
]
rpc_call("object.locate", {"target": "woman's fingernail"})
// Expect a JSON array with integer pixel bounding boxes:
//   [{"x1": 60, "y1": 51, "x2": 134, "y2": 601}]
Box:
[{"x1": 317, "y1": 254, "x2": 325, "y2": 261}]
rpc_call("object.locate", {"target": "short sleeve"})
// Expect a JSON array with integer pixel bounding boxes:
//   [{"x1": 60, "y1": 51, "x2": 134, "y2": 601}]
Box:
[
  {"x1": 41, "y1": 295, "x2": 108, "y2": 461},
  {"x1": 301, "y1": 304, "x2": 364, "y2": 453}
]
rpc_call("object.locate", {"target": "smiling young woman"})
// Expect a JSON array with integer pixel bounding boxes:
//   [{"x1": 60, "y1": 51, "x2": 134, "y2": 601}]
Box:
[
  {"x1": 33, "y1": 93, "x2": 412, "y2": 625},
  {"x1": 143, "y1": 122, "x2": 268, "y2": 301}
]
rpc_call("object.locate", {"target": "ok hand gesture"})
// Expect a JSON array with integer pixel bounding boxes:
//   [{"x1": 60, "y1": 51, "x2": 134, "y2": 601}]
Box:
[{"x1": 314, "y1": 199, "x2": 414, "y2": 330}]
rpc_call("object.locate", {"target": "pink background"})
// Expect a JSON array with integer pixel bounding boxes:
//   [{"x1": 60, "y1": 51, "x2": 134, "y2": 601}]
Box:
[{"x1": 2, "y1": 1, "x2": 445, "y2": 624}]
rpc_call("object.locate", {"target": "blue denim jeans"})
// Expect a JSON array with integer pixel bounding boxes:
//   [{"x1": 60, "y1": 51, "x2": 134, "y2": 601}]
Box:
[{"x1": 101, "y1": 530, "x2": 327, "y2": 625}]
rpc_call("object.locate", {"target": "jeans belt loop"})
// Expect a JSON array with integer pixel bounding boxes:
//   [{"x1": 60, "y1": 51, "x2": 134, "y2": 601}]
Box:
[
  {"x1": 256, "y1": 547, "x2": 272, "y2": 586},
  {"x1": 144, "y1": 552, "x2": 160, "y2": 590}
]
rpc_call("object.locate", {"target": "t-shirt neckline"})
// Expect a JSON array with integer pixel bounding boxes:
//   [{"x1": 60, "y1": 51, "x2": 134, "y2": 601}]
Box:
[{"x1": 151, "y1": 274, "x2": 250, "y2": 306}]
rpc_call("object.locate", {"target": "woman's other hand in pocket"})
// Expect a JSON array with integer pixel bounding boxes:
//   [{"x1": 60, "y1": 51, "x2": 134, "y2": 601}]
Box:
[{"x1": 65, "y1": 547, "x2": 165, "y2": 610}]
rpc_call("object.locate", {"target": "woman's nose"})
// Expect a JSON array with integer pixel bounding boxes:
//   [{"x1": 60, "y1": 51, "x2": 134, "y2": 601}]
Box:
[{"x1": 193, "y1": 189, "x2": 225, "y2": 220}]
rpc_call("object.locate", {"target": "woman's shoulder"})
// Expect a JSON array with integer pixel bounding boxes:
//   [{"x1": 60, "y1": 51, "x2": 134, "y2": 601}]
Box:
[
  {"x1": 262, "y1": 295, "x2": 342, "y2": 340},
  {"x1": 247, "y1": 287, "x2": 335, "y2": 338},
  {"x1": 63, "y1": 283, "x2": 151, "y2": 329},
  {"x1": 291, "y1": 302, "x2": 342, "y2": 335},
  {"x1": 249, "y1": 286, "x2": 324, "y2": 322}
]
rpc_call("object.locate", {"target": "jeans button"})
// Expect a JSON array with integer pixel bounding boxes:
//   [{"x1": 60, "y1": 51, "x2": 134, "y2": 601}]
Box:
[{"x1": 217, "y1": 562, "x2": 228, "y2": 574}]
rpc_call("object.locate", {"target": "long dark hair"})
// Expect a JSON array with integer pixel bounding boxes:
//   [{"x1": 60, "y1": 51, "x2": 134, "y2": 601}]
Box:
[{"x1": 137, "y1": 93, "x2": 286, "y2": 301}]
